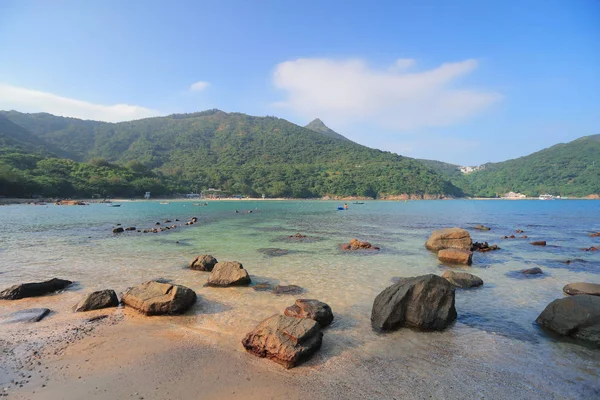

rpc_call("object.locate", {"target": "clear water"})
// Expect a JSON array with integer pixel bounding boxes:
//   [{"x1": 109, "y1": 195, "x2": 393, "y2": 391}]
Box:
[{"x1": 1, "y1": 200, "x2": 599, "y2": 394}]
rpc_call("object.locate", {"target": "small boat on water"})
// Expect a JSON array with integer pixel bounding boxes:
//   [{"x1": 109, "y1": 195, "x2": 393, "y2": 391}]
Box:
[
  {"x1": 539, "y1": 194, "x2": 555, "y2": 200},
  {"x1": 107, "y1": 204, "x2": 121, "y2": 207},
  {"x1": 159, "y1": 202, "x2": 170, "y2": 205}
]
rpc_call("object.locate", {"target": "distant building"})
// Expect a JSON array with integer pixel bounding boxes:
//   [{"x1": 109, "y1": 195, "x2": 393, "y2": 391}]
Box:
[
  {"x1": 459, "y1": 165, "x2": 483, "y2": 174},
  {"x1": 502, "y1": 191, "x2": 526, "y2": 199},
  {"x1": 144, "y1": 192, "x2": 151, "y2": 199},
  {"x1": 184, "y1": 193, "x2": 200, "y2": 198}
]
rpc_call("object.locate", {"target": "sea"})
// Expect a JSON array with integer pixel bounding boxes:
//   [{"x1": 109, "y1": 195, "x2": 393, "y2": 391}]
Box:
[{"x1": 1, "y1": 199, "x2": 599, "y2": 397}]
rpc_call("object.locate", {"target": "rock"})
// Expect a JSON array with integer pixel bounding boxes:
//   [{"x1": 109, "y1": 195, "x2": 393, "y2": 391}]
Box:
[
  {"x1": 536, "y1": 295, "x2": 600, "y2": 345},
  {"x1": 206, "y1": 261, "x2": 251, "y2": 287},
  {"x1": 164, "y1": 220, "x2": 172, "y2": 223},
  {"x1": 442, "y1": 270, "x2": 483, "y2": 288},
  {"x1": 252, "y1": 282, "x2": 275, "y2": 292},
  {"x1": 191, "y1": 217, "x2": 198, "y2": 223},
  {"x1": 341, "y1": 238, "x2": 380, "y2": 251},
  {"x1": 371, "y1": 274, "x2": 456, "y2": 331},
  {"x1": 258, "y1": 248, "x2": 290, "y2": 257},
  {"x1": 590, "y1": 232, "x2": 600, "y2": 237},
  {"x1": 521, "y1": 267, "x2": 543, "y2": 275},
  {"x1": 189, "y1": 254, "x2": 218, "y2": 271},
  {"x1": 531, "y1": 241, "x2": 547, "y2": 246},
  {"x1": 425, "y1": 228, "x2": 472, "y2": 251},
  {"x1": 582, "y1": 246, "x2": 599, "y2": 252},
  {"x1": 241, "y1": 314, "x2": 323, "y2": 369},
  {"x1": 1, "y1": 308, "x2": 50, "y2": 324},
  {"x1": 471, "y1": 242, "x2": 500, "y2": 252},
  {"x1": 284, "y1": 299, "x2": 333, "y2": 327},
  {"x1": 155, "y1": 222, "x2": 161, "y2": 225},
  {"x1": 563, "y1": 282, "x2": 600, "y2": 296},
  {"x1": 112, "y1": 227, "x2": 124, "y2": 233},
  {"x1": 75, "y1": 290, "x2": 119, "y2": 312},
  {"x1": 274, "y1": 285, "x2": 305, "y2": 295},
  {"x1": 0, "y1": 278, "x2": 72, "y2": 300},
  {"x1": 516, "y1": 229, "x2": 524, "y2": 234},
  {"x1": 290, "y1": 233, "x2": 307, "y2": 238},
  {"x1": 474, "y1": 225, "x2": 491, "y2": 231},
  {"x1": 340, "y1": 244, "x2": 351, "y2": 251},
  {"x1": 121, "y1": 281, "x2": 196, "y2": 315},
  {"x1": 125, "y1": 227, "x2": 136, "y2": 231},
  {"x1": 438, "y1": 249, "x2": 473, "y2": 265}
]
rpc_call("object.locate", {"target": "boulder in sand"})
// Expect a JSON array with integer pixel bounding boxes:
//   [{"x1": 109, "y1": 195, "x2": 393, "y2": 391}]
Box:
[
  {"x1": 442, "y1": 270, "x2": 483, "y2": 288},
  {"x1": 284, "y1": 299, "x2": 333, "y2": 327},
  {"x1": 206, "y1": 261, "x2": 251, "y2": 287},
  {"x1": 75, "y1": 289, "x2": 119, "y2": 312},
  {"x1": 563, "y1": 282, "x2": 600, "y2": 297},
  {"x1": 189, "y1": 254, "x2": 218, "y2": 271},
  {"x1": 242, "y1": 314, "x2": 323, "y2": 369},
  {"x1": 121, "y1": 281, "x2": 196, "y2": 315},
  {"x1": 371, "y1": 274, "x2": 456, "y2": 331},
  {"x1": 536, "y1": 295, "x2": 600, "y2": 345},
  {"x1": 0, "y1": 278, "x2": 72, "y2": 300},
  {"x1": 438, "y1": 249, "x2": 473, "y2": 265},
  {"x1": 425, "y1": 228, "x2": 472, "y2": 251}
]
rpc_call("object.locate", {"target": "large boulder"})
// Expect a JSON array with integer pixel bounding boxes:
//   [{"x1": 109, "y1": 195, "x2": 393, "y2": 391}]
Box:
[
  {"x1": 189, "y1": 254, "x2": 218, "y2": 271},
  {"x1": 75, "y1": 290, "x2": 119, "y2": 312},
  {"x1": 284, "y1": 299, "x2": 333, "y2": 327},
  {"x1": 438, "y1": 249, "x2": 473, "y2": 265},
  {"x1": 0, "y1": 278, "x2": 72, "y2": 300},
  {"x1": 563, "y1": 282, "x2": 600, "y2": 297},
  {"x1": 425, "y1": 228, "x2": 472, "y2": 251},
  {"x1": 121, "y1": 281, "x2": 196, "y2": 315},
  {"x1": 241, "y1": 314, "x2": 323, "y2": 369},
  {"x1": 536, "y1": 295, "x2": 600, "y2": 345},
  {"x1": 371, "y1": 274, "x2": 457, "y2": 331},
  {"x1": 206, "y1": 261, "x2": 251, "y2": 287},
  {"x1": 442, "y1": 270, "x2": 483, "y2": 288}
]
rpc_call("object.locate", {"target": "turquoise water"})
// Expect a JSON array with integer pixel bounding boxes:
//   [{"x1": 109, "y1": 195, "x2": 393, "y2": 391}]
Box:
[{"x1": 1, "y1": 199, "x2": 599, "y2": 395}]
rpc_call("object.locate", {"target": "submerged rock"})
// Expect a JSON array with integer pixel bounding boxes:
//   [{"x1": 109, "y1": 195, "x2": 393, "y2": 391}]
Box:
[
  {"x1": 442, "y1": 270, "x2": 483, "y2": 288},
  {"x1": 112, "y1": 227, "x2": 124, "y2": 233},
  {"x1": 189, "y1": 254, "x2": 218, "y2": 271},
  {"x1": 121, "y1": 281, "x2": 196, "y2": 315},
  {"x1": 438, "y1": 249, "x2": 473, "y2": 265},
  {"x1": 242, "y1": 314, "x2": 323, "y2": 369},
  {"x1": 474, "y1": 225, "x2": 491, "y2": 231},
  {"x1": 471, "y1": 242, "x2": 500, "y2": 252},
  {"x1": 274, "y1": 285, "x2": 305, "y2": 295},
  {"x1": 371, "y1": 274, "x2": 456, "y2": 331},
  {"x1": 75, "y1": 290, "x2": 119, "y2": 312},
  {"x1": 582, "y1": 246, "x2": 599, "y2": 252},
  {"x1": 258, "y1": 248, "x2": 290, "y2": 257},
  {"x1": 536, "y1": 295, "x2": 600, "y2": 345},
  {"x1": 521, "y1": 267, "x2": 543, "y2": 275},
  {"x1": 284, "y1": 299, "x2": 333, "y2": 327},
  {"x1": 563, "y1": 282, "x2": 600, "y2": 296},
  {"x1": 1, "y1": 308, "x2": 51, "y2": 324},
  {"x1": 0, "y1": 278, "x2": 72, "y2": 300},
  {"x1": 530, "y1": 241, "x2": 547, "y2": 246},
  {"x1": 252, "y1": 282, "x2": 275, "y2": 292},
  {"x1": 206, "y1": 261, "x2": 251, "y2": 287},
  {"x1": 425, "y1": 228, "x2": 472, "y2": 251},
  {"x1": 341, "y1": 238, "x2": 380, "y2": 251},
  {"x1": 125, "y1": 227, "x2": 136, "y2": 231}
]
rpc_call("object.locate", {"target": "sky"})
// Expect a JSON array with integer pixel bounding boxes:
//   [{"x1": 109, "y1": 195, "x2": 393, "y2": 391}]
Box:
[{"x1": 0, "y1": 0, "x2": 598, "y2": 165}]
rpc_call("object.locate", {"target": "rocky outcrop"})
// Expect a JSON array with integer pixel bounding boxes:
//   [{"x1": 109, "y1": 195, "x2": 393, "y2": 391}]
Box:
[
  {"x1": 536, "y1": 295, "x2": 600, "y2": 345},
  {"x1": 284, "y1": 299, "x2": 333, "y2": 327},
  {"x1": 438, "y1": 249, "x2": 473, "y2": 265},
  {"x1": 425, "y1": 228, "x2": 472, "y2": 251},
  {"x1": 0, "y1": 308, "x2": 51, "y2": 323},
  {"x1": 0, "y1": 278, "x2": 72, "y2": 300},
  {"x1": 442, "y1": 271, "x2": 483, "y2": 288},
  {"x1": 206, "y1": 261, "x2": 251, "y2": 287},
  {"x1": 371, "y1": 274, "x2": 456, "y2": 331},
  {"x1": 530, "y1": 241, "x2": 547, "y2": 246},
  {"x1": 341, "y1": 238, "x2": 380, "y2": 251},
  {"x1": 471, "y1": 242, "x2": 500, "y2": 252},
  {"x1": 563, "y1": 282, "x2": 600, "y2": 296},
  {"x1": 75, "y1": 290, "x2": 119, "y2": 312},
  {"x1": 521, "y1": 267, "x2": 543, "y2": 275},
  {"x1": 121, "y1": 281, "x2": 196, "y2": 315},
  {"x1": 241, "y1": 314, "x2": 323, "y2": 368},
  {"x1": 189, "y1": 254, "x2": 218, "y2": 271}
]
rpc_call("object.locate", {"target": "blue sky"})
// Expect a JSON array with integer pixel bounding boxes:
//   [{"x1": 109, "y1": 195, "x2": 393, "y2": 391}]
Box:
[{"x1": 0, "y1": 0, "x2": 598, "y2": 165}]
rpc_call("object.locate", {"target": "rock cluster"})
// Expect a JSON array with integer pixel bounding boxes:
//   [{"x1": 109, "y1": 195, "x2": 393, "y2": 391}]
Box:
[
  {"x1": 471, "y1": 242, "x2": 500, "y2": 252},
  {"x1": 341, "y1": 238, "x2": 380, "y2": 251}
]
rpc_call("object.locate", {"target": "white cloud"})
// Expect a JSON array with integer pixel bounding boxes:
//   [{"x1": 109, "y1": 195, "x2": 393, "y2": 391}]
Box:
[
  {"x1": 0, "y1": 83, "x2": 160, "y2": 122},
  {"x1": 189, "y1": 81, "x2": 210, "y2": 92},
  {"x1": 273, "y1": 58, "x2": 501, "y2": 131}
]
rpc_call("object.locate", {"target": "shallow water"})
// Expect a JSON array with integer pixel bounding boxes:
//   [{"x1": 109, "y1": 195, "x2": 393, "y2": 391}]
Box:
[{"x1": 1, "y1": 199, "x2": 599, "y2": 397}]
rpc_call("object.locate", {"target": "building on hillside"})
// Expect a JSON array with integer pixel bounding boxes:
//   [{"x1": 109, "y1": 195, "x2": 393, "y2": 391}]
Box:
[
  {"x1": 459, "y1": 165, "x2": 483, "y2": 174},
  {"x1": 502, "y1": 191, "x2": 526, "y2": 199},
  {"x1": 184, "y1": 193, "x2": 200, "y2": 198},
  {"x1": 144, "y1": 192, "x2": 151, "y2": 199}
]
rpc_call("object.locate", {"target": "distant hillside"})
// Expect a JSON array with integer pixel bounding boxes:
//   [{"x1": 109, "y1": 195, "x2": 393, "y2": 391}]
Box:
[
  {"x1": 456, "y1": 135, "x2": 600, "y2": 197},
  {"x1": 417, "y1": 159, "x2": 462, "y2": 179},
  {"x1": 305, "y1": 118, "x2": 352, "y2": 142},
  {"x1": 0, "y1": 110, "x2": 461, "y2": 198},
  {"x1": 0, "y1": 115, "x2": 69, "y2": 158}
]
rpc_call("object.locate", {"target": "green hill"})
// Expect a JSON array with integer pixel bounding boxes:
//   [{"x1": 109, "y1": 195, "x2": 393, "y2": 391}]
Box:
[
  {"x1": 0, "y1": 110, "x2": 461, "y2": 198},
  {"x1": 305, "y1": 118, "x2": 352, "y2": 142}
]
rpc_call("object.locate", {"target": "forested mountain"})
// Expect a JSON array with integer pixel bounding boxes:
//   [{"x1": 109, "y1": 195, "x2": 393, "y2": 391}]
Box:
[
  {"x1": 305, "y1": 118, "x2": 352, "y2": 142},
  {"x1": 0, "y1": 110, "x2": 460, "y2": 198}
]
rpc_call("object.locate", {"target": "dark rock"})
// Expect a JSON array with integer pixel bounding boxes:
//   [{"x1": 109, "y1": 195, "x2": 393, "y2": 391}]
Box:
[
  {"x1": 438, "y1": 249, "x2": 473, "y2": 265},
  {"x1": 155, "y1": 222, "x2": 161, "y2": 225},
  {"x1": 290, "y1": 233, "x2": 307, "y2": 239},
  {"x1": 125, "y1": 227, "x2": 136, "y2": 231},
  {"x1": 121, "y1": 281, "x2": 196, "y2": 315},
  {"x1": 1, "y1": 308, "x2": 50, "y2": 324},
  {"x1": 371, "y1": 274, "x2": 456, "y2": 331},
  {"x1": 563, "y1": 282, "x2": 600, "y2": 296},
  {"x1": 425, "y1": 228, "x2": 472, "y2": 251},
  {"x1": 521, "y1": 267, "x2": 543, "y2": 275},
  {"x1": 471, "y1": 242, "x2": 500, "y2": 252},
  {"x1": 75, "y1": 290, "x2": 119, "y2": 312},
  {"x1": 0, "y1": 278, "x2": 72, "y2": 300},
  {"x1": 242, "y1": 314, "x2": 323, "y2": 368},
  {"x1": 206, "y1": 261, "x2": 251, "y2": 287},
  {"x1": 442, "y1": 270, "x2": 483, "y2": 288},
  {"x1": 284, "y1": 299, "x2": 333, "y2": 327},
  {"x1": 582, "y1": 246, "x2": 599, "y2": 252},
  {"x1": 252, "y1": 282, "x2": 275, "y2": 292},
  {"x1": 274, "y1": 285, "x2": 305, "y2": 295},
  {"x1": 164, "y1": 220, "x2": 172, "y2": 223},
  {"x1": 536, "y1": 295, "x2": 600, "y2": 345},
  {"x1": 189, "y1": 254, "x2": 218, "y2": 271},
  {"x1": 191, "y1": 217, "x2": 198, "y2": 223},
  {"x1": 113, "y1": 227, "x2": 124, "y2": 233},
  {"x1": 516, "y1": 229, "x2": 524, "y2": 234},
  {"x1": 531, "y1": 241, "x2": 547, "y2": 246}
]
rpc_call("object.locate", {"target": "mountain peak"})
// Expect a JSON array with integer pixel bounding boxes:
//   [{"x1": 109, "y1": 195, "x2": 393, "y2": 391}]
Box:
[{"x1": 305, "y1": 118, "x2": 351, "y2": 142}]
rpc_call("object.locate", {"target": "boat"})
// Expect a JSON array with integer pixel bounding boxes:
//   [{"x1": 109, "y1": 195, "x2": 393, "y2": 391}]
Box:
[
  {"x1": 539, "y1": 194, "x2": 555, "y2": 200},
  {"x1": 159, "y1": 202, "x2": 170, "y2": 205},
  {"x1": 107, "y1": 204, "x2": 121, "y2": 207}
]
